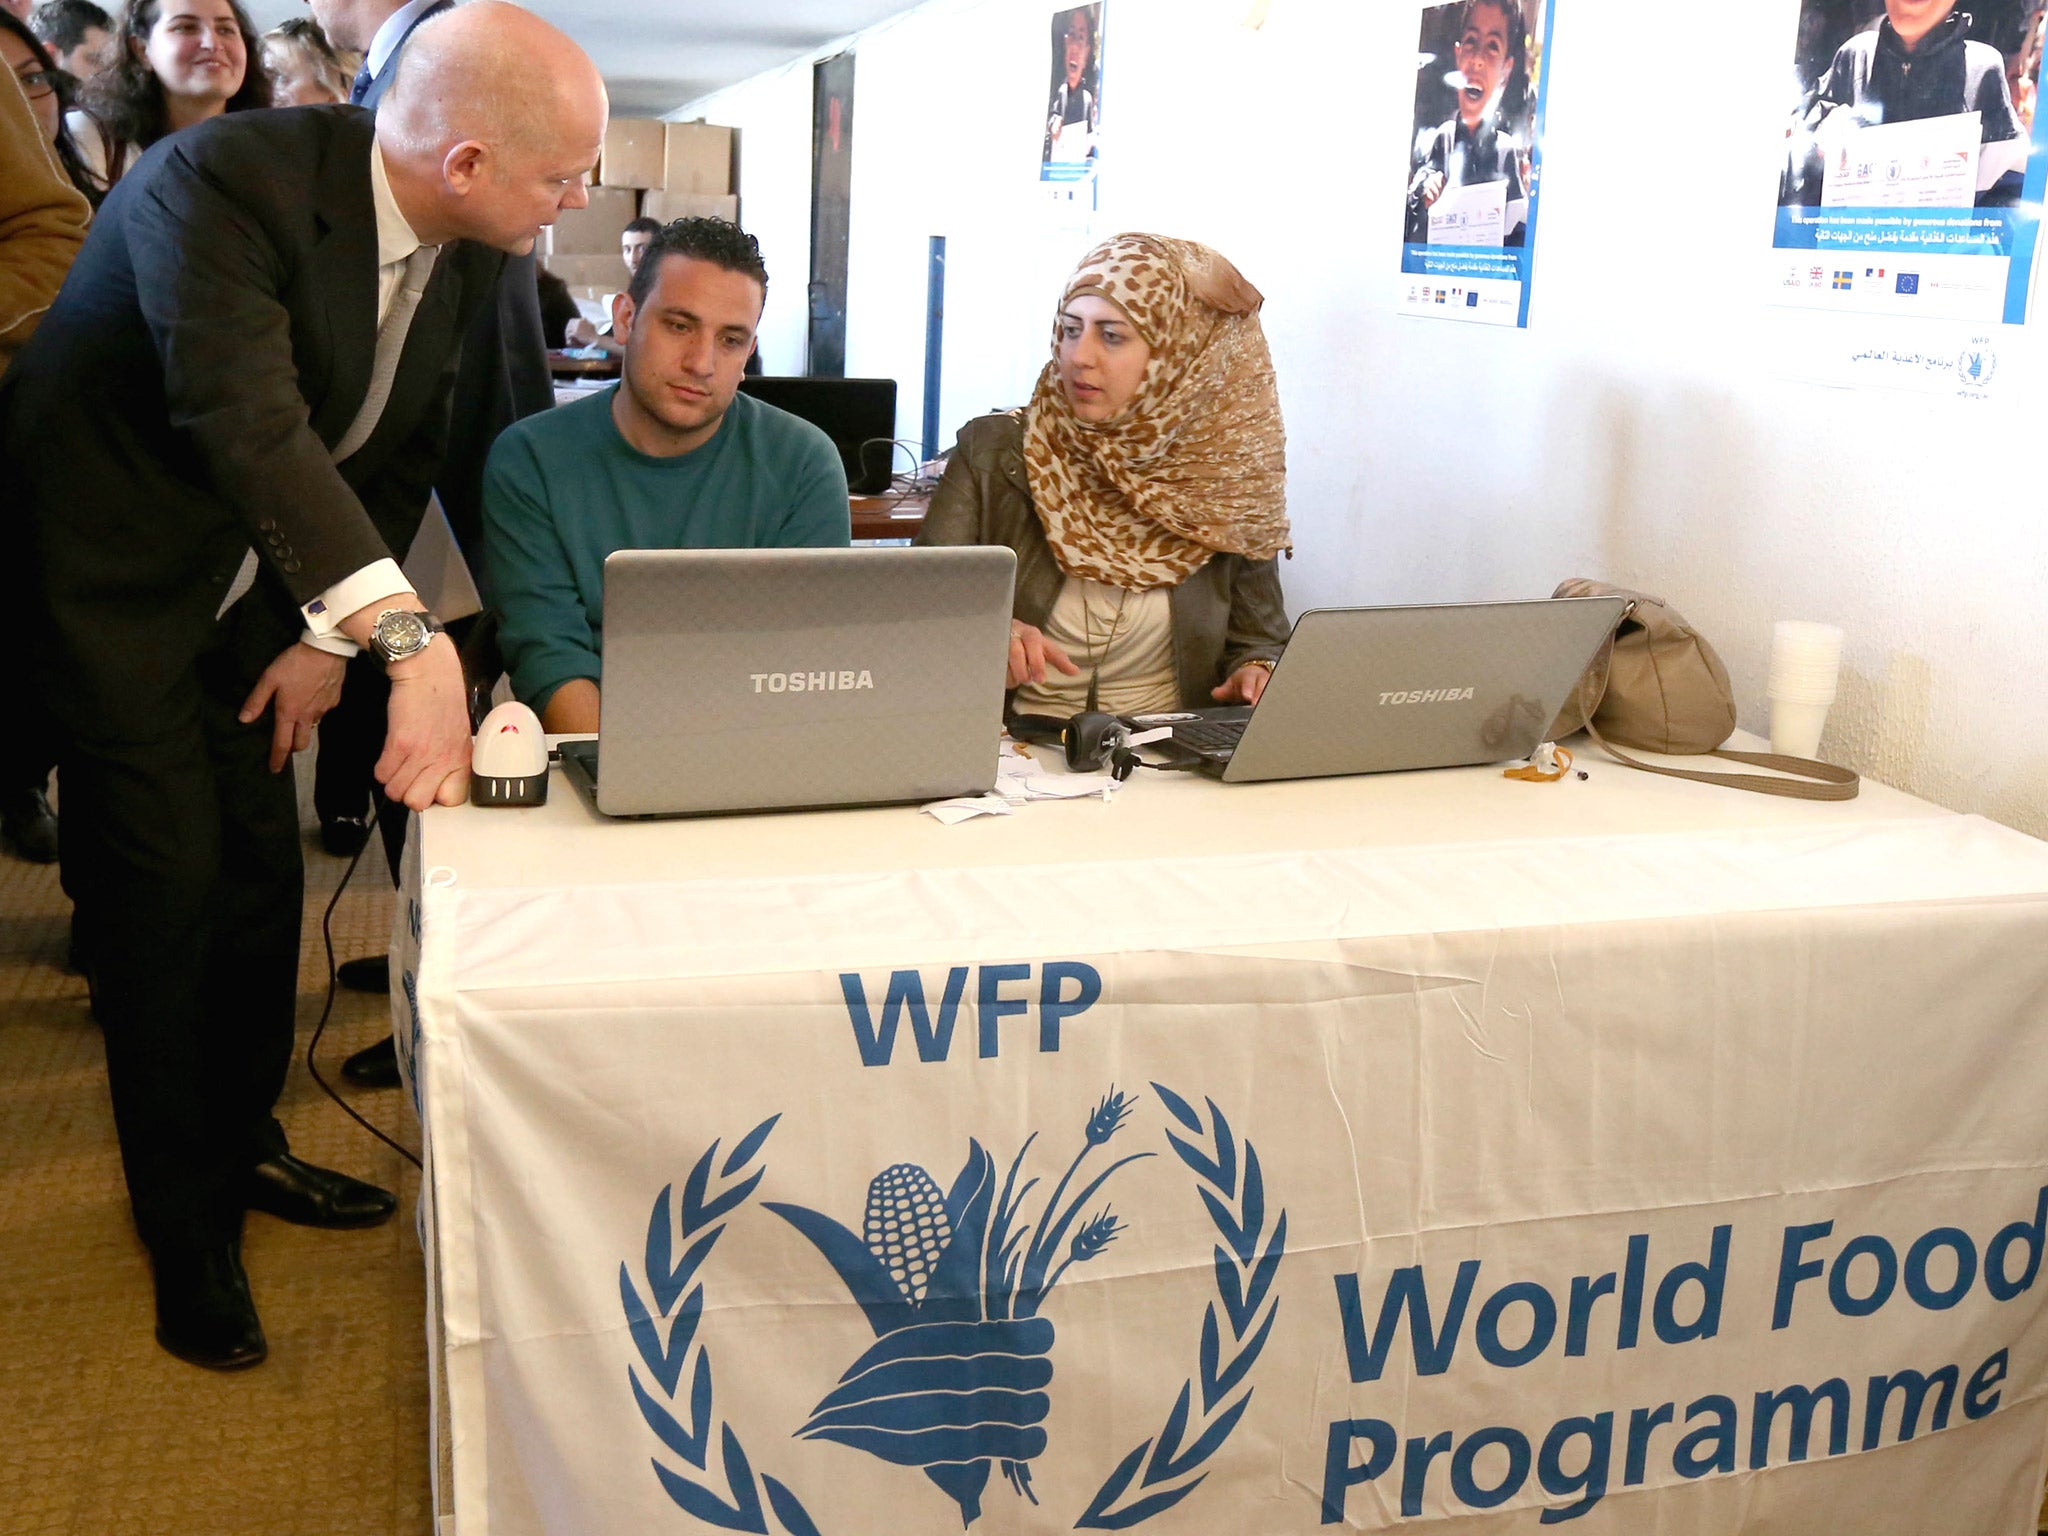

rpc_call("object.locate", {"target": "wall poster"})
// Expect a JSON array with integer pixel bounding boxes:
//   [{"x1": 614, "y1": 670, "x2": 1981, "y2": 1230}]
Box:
[
  {"x1": 1041, "y1": 3, "x2": 1105, "y2": 215},
  {"x1": 1773, "y1": 0, "x2": 2048, "y2": 325},
  {"x1": 1396, "y1": 0, "x2": 1555, "y2": 328}
]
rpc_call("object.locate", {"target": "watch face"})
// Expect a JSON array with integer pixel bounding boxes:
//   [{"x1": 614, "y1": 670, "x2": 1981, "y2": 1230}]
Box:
[{"x1": 374, "y1": 610, "x2": 428, "y2": 659}]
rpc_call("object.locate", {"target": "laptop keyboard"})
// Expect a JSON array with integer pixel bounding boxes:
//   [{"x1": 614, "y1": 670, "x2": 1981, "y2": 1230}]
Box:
[{"x1": 1172, "y1": 717, "x2": 1248, "y2": 756}]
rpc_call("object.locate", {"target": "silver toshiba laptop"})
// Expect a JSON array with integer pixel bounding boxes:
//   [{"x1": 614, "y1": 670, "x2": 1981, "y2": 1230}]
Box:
[
  {"x1": 1153, "y1": 595, "x2": 1627, "y2": 782},
  {"x1": 558, "y1": 546, "x2": 1017, "y2": 816}
]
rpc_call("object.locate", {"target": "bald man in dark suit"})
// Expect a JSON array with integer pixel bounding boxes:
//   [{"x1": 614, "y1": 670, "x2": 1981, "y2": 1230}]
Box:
[{"x1": 1, "y1": 1, "x2": 607, "y2": 1369}]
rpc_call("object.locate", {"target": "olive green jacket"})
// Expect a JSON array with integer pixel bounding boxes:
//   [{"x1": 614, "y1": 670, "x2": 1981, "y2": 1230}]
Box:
[{"x1": 916, "y1": 414, "x2": 1289, "y2": 708}]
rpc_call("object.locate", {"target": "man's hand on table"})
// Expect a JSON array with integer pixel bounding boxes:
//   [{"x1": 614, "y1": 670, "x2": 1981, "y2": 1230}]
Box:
[{"x1": 337, "y1": 591, "x2": 473, "y2": 811}]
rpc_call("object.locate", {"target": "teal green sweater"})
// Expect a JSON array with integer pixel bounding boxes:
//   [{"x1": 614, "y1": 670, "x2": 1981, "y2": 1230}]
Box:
[{"x1": 483, "y1": 387, "x2": 851, "y2": 710}]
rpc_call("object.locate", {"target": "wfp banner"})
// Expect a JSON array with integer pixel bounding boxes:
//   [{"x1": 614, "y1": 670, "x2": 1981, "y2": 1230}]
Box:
[
  {"x1": 1396, "y1": 0, "x2": 1556, "y2": 328},
  {"x1": 1771, "y1": 3, "x2": 2048, "y2": 325},
  {"x1": 404, "y1": 839, "x2": 2048, "y2": 1534}
]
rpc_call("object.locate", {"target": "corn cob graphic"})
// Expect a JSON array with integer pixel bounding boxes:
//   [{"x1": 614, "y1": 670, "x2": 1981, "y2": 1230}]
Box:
[{"x1": 766, "y1": 1088, "x2": 1150, "y2": 1528}]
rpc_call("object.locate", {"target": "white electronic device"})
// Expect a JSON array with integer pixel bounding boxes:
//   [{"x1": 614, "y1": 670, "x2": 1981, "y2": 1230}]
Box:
[{"x1": 471, "y1": 701, "x2": 549, "y2": 807}]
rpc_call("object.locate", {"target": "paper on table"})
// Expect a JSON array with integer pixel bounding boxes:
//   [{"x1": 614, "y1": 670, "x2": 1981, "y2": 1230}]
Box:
[
  {"x1": 920, "y1": 746, "x2": 1119, "y2": 822},
  {"x1": 923, "y1": 796, "x2": 1013, "y2": 825},
  {"x1": 1427, "y1": 177, "x2": 1506, "y2": 247},
  {"x1": 1821, "y1": 112, "x2": 1980, "y2": 208}
]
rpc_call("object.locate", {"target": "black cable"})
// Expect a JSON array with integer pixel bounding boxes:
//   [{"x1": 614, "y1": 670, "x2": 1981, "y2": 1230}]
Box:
[{"x1": 306, "y1": 802, "x2": 422, "y2": 1170}]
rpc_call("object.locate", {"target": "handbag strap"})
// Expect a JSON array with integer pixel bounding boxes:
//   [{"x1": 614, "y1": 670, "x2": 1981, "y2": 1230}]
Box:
[{"x1": 1583, "y1": 720, "x2": 1860, "y2": 801}]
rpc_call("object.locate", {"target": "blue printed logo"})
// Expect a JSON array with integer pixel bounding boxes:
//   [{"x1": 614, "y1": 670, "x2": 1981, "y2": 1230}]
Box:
[
  {"x1": 620, "y1": 1085, "x2": 1286, "y2": 1532},
  {"x1": 1895, "y1": 272, "x2": 1919, "y2": 294}
]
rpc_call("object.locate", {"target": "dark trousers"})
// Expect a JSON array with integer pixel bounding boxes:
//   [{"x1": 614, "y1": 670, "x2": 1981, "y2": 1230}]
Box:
[
  {"x1": 57, "y1": 603, "x2": 301, "y2": 1253},
  {"x1": 311, "y1": 652, "x2": 382, "y2": 829},
  {"x1": 312, "y1": 653, "x2": 407, "y2": 883}
]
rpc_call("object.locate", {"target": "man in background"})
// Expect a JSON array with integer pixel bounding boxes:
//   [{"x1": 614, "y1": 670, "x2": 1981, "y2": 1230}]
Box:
[
  {"x1": 565, "y1": 213, "x2": 659, "y2": 348},
  {"x1": 485, "y1": 219, "x2": 848, "y2": 732},
  {"x1": 28, "y1": 0, "x2": 109, "y2": 81},
  {"x1": 2, "y1": 2, "x2": 606, "y2": 1369}
]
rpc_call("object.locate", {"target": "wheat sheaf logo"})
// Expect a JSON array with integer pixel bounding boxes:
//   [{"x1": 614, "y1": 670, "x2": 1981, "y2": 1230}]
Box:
[{"x1": 621, "y1": 1084, "x2": 1286, "y2": 1532}]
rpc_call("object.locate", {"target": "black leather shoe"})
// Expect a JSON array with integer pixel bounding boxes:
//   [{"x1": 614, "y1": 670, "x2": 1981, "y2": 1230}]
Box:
[
  {"x1": 1, "y1": 787, "x2": 58, "y2": 864},
  {"x1": 320, "y1": 812, "x2": 372, "y2": 858},
  {"x1": 152, "y1": 1241, "x2": 267, "y2": 1371},
  {"x1": 340, "y1": 1036, "x2": 401, "y2": 1089},
  {"x1": 245, "y1": 1153, "x2": 397, "y2": 1229},
  {"x1": 337, "y1": 954, "x2": 390, "y2": 994}
]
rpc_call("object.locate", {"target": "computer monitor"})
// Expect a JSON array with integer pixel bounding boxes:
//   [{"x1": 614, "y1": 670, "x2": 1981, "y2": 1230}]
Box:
[{"x1": 737, "y1": 376, "x2": 899, "y2": 494}]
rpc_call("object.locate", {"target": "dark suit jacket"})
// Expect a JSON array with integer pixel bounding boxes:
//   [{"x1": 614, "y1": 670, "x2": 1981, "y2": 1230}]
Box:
[
  {"x1": 1, "y1": 105, "x2": 505, "y2": 730},
  {"x1": 362, "y1": 0, "x2": 553, "y2": 554}
]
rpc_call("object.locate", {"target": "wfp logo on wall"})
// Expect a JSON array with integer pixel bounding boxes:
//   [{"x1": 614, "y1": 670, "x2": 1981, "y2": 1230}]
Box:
[{"x1": 618, "y1": 1085, "x2": 1286, "y2": 1532}]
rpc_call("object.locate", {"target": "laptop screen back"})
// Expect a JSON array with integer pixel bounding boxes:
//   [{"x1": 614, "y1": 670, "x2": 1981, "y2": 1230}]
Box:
[
  {"x1": 594, "y1": 546, "x2": 1016, "y2": 816},
  {"x1": 1221, "y1": 596, "x2": 1627, "y2": 782}
]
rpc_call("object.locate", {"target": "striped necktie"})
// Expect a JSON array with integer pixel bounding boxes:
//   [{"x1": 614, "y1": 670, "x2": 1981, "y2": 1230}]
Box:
[
  {"x1": 217, "y1": 243, "x2": 440, "y2": 618},
  {"x1": 332, "y1": 243, "x2": 440, "y2": 463}
]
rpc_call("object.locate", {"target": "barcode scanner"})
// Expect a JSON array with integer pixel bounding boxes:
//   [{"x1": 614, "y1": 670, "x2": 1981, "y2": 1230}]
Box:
[{"x1": 1062, "y1": 711, "x2": 1138, "y2": 780}]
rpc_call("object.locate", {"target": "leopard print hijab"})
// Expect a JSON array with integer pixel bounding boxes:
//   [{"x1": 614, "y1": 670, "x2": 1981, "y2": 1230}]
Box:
[{"x1": 1022, "y1": 233, "x2": 1289, "y2": 590}]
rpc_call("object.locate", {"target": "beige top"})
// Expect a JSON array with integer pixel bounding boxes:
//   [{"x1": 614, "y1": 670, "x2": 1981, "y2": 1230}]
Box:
[
  {"x1": 67, "y1": 109, "x2": 136, "y2": 193},
  {"x1": 1012, "y1": 578, "x2": 1179, "y2": 717}
]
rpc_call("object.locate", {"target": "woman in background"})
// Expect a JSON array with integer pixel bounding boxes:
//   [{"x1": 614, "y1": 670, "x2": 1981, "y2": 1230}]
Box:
[
  {"x1": 1, "y1": 9, "x2": 101, "y2": 207},
  {"x1": 918, "y1": 232, "x2": 1290, "y2": 717},
  {"x1": 260, "y1": 16, "x2": 349, "y2": 107},
  {"x1": 71, "y1": 0, "x2": 269, "y2": 193}
]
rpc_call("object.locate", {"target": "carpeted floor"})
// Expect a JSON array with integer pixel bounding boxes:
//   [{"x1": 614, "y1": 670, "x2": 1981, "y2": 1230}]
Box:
[{"x1": 0, "y1": 787, "x2": 431, "y2": 1536}]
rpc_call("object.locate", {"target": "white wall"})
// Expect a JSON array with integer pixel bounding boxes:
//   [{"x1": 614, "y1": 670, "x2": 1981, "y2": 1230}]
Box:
[{"x1": 687, "y1": 0, "x2": 2048, "y2": 837}]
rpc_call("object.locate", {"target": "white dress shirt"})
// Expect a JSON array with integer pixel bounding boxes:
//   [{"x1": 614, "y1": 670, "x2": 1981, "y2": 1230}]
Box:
[
  {"x1": 297, "y1": 138, "x2": 437, "y2": 655},
  {"x1": 363, "y1": 0, "x2": 443, "y2": 87}
]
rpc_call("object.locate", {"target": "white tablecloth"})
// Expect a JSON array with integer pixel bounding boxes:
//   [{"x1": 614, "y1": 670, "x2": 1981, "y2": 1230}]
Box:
[{"x1": 399, "y1": 737, "x2": 2048, "y2": 1534}]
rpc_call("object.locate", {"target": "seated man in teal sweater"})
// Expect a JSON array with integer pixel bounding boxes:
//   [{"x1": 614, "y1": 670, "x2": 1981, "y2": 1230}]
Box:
[{"x1": 483, "y1": 217, "x2": 851, "y2": 732}]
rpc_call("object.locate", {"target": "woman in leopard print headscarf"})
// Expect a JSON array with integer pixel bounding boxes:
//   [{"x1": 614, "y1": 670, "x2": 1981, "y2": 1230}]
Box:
[{"x1": 918, "y1": 233, "x2": 1291, "y2": 718}]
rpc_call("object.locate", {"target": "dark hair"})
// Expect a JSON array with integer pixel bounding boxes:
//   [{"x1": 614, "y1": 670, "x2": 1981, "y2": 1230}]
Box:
[
  {"x1": 0, "y1": 9, "x2": 102, "y2": 205},
  {"x1": 80, "y1": 0, "x2": 271, "y2": 162},
  {"x1": 28, "y1": 0, "x2": 110, "y2": 54},
  {"x1": 627, "y1": 217, "x2": 768, "y2": 309},
  {"x1": 623, "y1": 216, "x2": 662, "y2": 237}
]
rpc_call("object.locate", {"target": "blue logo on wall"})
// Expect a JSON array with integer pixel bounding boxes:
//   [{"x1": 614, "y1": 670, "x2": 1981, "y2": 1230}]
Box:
[{"x1": 620, "y1": 1085, "x2": 1286, "y2": 1532}]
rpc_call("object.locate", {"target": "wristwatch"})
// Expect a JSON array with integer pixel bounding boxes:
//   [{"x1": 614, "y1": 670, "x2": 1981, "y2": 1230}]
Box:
[{"x1": 366, "y1": 608, "x2": 445, "y2": 665}]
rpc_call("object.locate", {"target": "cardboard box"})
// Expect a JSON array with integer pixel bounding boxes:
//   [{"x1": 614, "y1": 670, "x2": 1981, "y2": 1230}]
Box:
[
  {"x1": 543, "y1": 254, "x2": 627, "y2": 303},
  {"x1": 543, "y1": 186, "x2": 638, "y2": 260},
  {"x1": 662, "y1": 122, "x2": 734, "y2": 196},
  {"x1": 640, "y1": 190, "x2": 740, "y2": 226},
  {"x1": 598, "y1": 119, "x2": 666, "y2": 190}
]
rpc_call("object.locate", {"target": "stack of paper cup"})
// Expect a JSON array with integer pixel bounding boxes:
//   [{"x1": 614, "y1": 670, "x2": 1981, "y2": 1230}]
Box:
[{"x1": 1768, "y1": 620, "x2": 1844, "y2": 758}]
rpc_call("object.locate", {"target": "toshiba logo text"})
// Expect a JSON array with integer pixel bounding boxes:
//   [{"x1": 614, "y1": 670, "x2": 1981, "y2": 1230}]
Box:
[
  {"x1": 751, "y1": 670, "x2": 875, "y2": 694},
  {"x1": 1379, "y1": 688, "x2": 1476, "y2": 705}
]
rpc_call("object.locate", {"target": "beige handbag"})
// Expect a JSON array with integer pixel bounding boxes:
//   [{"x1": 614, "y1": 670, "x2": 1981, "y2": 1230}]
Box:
[{"x1": 1546, "y1": 578, "x2": 1859, "y2": 801}]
